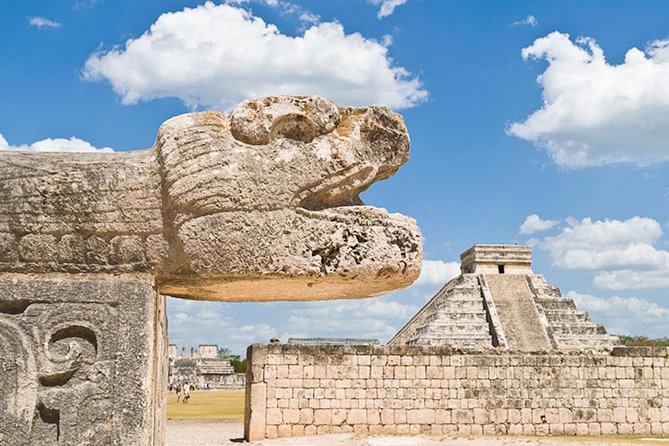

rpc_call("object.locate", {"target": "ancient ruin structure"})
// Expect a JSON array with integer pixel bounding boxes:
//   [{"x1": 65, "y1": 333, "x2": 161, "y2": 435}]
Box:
[
  {"x1": 0, "y1": 96, "x2": 421, "y2": 445},
  {"x1": 246, "y1": 342, "x2": 669, "y2": 439},
  {"x1": 287, "y1": 337, "x2": 380, "y2": 346},
  {"x1": 389, "y1": 244, "x2": 618, "y2": 350},
  {"x1": 243, "y1": 244, "x2": 667, "y2": 440},
  {"x1": 168, "y1": 344, "x2": 244, "y2": 389}
]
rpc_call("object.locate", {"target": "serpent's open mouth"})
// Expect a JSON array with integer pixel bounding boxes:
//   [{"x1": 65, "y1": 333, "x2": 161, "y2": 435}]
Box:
[{"x1": 155, "y1": 96, "x2": 422, "y2": 302}]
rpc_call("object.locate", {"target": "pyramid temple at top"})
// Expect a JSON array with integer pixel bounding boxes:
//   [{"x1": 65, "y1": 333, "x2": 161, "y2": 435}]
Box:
[{"x1": 389, "y1": 244, "x2": 618, "y2": 351}]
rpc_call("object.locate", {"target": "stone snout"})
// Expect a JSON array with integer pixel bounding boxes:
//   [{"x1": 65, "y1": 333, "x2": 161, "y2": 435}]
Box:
[{"x1": 0, "y1": 95, "x2": 422, "y2": 302}]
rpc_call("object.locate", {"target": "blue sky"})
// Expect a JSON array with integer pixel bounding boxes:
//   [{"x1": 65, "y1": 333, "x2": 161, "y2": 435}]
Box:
[{"x1": 3, "y1": 0, "x2": 669, "y2": 354}]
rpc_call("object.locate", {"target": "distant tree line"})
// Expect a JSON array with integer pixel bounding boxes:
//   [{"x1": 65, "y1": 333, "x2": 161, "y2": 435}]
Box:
[
  {"x1": 218, "y1": 347, "x2": 247, "y2": 373},
  {"x1": 618, "y1": 336, "x2": 669, "y2": 347}
]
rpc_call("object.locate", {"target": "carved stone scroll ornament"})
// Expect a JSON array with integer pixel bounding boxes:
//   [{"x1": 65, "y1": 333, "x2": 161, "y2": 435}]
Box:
[
  {"x1": 25, "y1": 303, "x2": 117, "y2": 445},
  {"x1": 0, "y1": 302, "x2": 117, "y2": 445}
]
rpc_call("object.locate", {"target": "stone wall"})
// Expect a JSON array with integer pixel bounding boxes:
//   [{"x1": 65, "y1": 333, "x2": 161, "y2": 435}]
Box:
[{"x1": 244, "y1": 344, "x2": 669, "y2": 441}]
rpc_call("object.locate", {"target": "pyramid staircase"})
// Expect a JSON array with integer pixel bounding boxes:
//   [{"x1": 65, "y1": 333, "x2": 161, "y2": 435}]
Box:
[
  {"x1": 389, "y1": 245, "x2": 618, "y2": 352},
  {"x1": 527, "y1": 275, "x2": 618, "y2": 350},
  {"x1": 404, "y1": 275, "x2": 493, "y2": 348}
]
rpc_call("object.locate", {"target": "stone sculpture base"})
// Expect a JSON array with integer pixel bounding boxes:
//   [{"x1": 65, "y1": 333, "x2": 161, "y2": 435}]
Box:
[{"x1": 0, "y1": 273, "x2": 167, "y2": 446}]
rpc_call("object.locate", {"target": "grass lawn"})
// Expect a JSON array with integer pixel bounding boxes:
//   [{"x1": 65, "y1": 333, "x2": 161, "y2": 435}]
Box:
[{"x1": 167, "y1": 390, "x2": 245, "y2": 420}]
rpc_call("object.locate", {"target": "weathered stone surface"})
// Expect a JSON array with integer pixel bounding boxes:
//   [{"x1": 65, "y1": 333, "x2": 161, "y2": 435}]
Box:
[
  {"x1": 484, "y1": 274, "x2": 552, "y2": 351},
  {"x1": 1, "y1": 96, "x2": 420, "y2": 445},
  {"x1": 0, "y1": 96, "x2": 421, "y2": 301},
  {"x1": 245, "y1": 343, "x2": 669, "y2": 440},
  {"x1": 0, "y1": 273, "x2": 166, "y2": 446}
]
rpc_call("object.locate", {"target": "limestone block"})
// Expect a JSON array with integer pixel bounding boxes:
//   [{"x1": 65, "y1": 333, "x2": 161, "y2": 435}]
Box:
[
  {"x1": 265, "y1": 408, "x2": 282, "y2": 426},
  {"x1": 381, "y1": 408, "x2": 394, "y2": 424},
  {"x1": 367, "y1": 409, "x2": 381, "y2": 425},
  {"x1": 314, "y1": 409, "x2": 332, "y2": 425},
  {"x1": 0, "y1": 273, "x2": 166, "y2": 446},
  {"x1": 332, "y1": 409, "x2": 347, "y2": 425},
  {"x1": 265, "y1": 426, "x2": 278, "y2": 439},
  {"x1": 277, "y1": 425, "x2": 292, "y2": 437},
  {"x1": 454, "y1": 409, "x2": 473, "y2": 424},
  {"x1": 283, "y1": 408, "x2": 300, "y2": 424},
  {"x1": 407, "y1": 409, "x2": 436, "y2": 424}
]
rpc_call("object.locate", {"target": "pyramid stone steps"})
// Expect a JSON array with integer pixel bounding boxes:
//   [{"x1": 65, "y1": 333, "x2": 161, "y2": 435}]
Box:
[
  {"x1": 426, "y1": 309, "x2": 486, "y2": 319},
  {"x1": 445, "y1": 292, "x2": 481, "y2": 300},
  {"x1": 415, "y1": 322, "x2": 490, "y2": 335},
  {"x1": 426, "y1": 313, "x2": 488, "y2": 323},
  {"x1": 536, "y1": 298, "x2": 577, "y2": 310},
  {"x1": 436, "y1": 299, "x2": 484, "y2": 309},
  {"x1": 440, "y1": 293, "x2": 484, "y2": 302},
  {"x1": 409, "y1": 333, "x2": 492, "y2": 347},
  {"x1": 533, "y1": 288, "x2": 562, "y2": 298},
  {"x1": 405, "y1": 277, "x2": 493, "y2": 347},
  {"x1": 549, "y1": 323, "x2": 607, "y2": 335},
  {"x1": 542, "y1": 309, "x2": 590, "y2": 322},
  {"x1": 553, "y1": 333, "x2": 618, "y2": 349},
  {"x1": 413, "y1": 333, "x2": 492, "y2": 347}
]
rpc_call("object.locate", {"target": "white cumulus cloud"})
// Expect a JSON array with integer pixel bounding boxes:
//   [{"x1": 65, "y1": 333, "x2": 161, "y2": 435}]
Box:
[
  {"x1": 567, "y1": 291, "x2": 669, "y2": 337},
  {"x1": 538, "y1": 216, "x2": 669, "y2": 290},
  {"x1": 519, "y1": 214, "x2": 559, "y2": 234},
  {"x1": 541, "y1": 217, "x2": 664, "y2": 270},
  {"x1": 0, "y1": 133, "x2": 113, "y2": 153},
  {"x1": 414, "y1": 259, "x2": 460, "y2": 286},
  {"x1": 592, "y1": 269, "x2": 669, "y2": 290},
  {"x1": 369, "y1": 0, "x2": 408, "y2": 18},
  {"x1": 28, "y1": 17, "x2": 61, "y2": 29},
  {"x1": 82, "y1": 2, "x2": 426, "y2": 110},
  {"x1": 509, "y1": 31, "x2": 669, "y2": 168}
]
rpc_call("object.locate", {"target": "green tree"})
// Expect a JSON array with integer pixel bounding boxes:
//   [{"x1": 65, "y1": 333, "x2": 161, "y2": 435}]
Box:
[
  {"x1": 218, "y1": 347, "x2": 232, "y2": 358},
  {"x1": 229, "y1": 356, "x2": 247, "y2": 373},
  {"x1": 217, "y1": 347, "x2": 247, "y2": 372}
]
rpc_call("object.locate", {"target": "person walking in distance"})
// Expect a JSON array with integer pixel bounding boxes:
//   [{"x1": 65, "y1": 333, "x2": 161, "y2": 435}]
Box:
[{"x1": 183, "y1": 382, "x2": 191, "y2": 404}]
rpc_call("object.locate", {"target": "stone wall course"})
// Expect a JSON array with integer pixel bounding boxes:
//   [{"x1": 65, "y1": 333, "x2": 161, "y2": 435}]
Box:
[{"x1": 244, "y1": 344, "x2": 669, "y2": 440}]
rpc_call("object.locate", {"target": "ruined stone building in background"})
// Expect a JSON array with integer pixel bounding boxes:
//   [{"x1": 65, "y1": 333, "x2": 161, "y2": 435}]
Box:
[
  {"x1": 389, "y1": 244, "x2": 618, "y2": 350},
  {"x1": 168, "y1": 344, "x2": 245, "y2": 389}
]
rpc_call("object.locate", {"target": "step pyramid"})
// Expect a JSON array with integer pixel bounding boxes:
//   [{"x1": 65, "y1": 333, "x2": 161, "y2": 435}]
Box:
[{"x1": 389, "y1": 244, "x2": 618, "y2": 351}]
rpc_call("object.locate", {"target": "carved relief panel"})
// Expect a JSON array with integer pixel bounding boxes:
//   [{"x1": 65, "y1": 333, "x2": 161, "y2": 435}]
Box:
[{"x1": 0, "y1": 275, "x2": 165, "y2": 446}]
